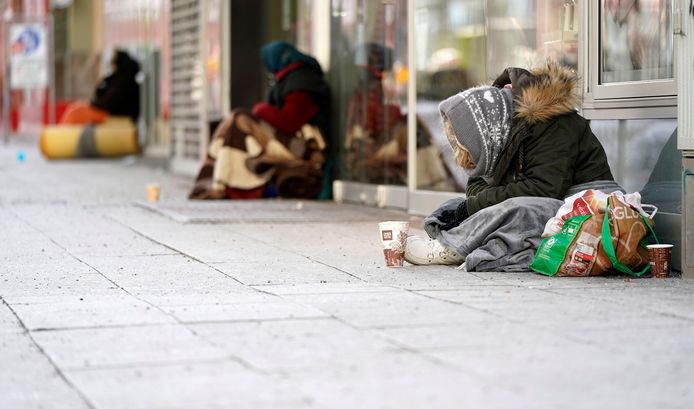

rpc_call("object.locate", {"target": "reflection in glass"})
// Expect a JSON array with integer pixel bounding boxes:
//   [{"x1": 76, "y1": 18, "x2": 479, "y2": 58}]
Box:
[
  {"x1": 590, "y1": 119, "x2": 678, "y2": 210},
  {"x1": 332, "y1": 0, "x2": 411, "y2": 186},
  {"x1": 205, "y1": 0, "x2": 223, "y2": 121},
  {"x1": 415, "y1": 0, "x2": 579, "y2": 192},
  {"x1": 600, "y1": 0, "x2": 673, "y2": 83}
]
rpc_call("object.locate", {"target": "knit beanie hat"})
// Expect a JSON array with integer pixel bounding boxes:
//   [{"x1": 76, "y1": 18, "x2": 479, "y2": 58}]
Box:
[{"x1": 439, "y1": 86, "x2": 514, "y2": 178}]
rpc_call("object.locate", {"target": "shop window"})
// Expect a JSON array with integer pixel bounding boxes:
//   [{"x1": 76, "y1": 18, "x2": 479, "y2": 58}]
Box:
[
  {"x1": 414, "y1": 0, "x2": 579, "y2": 192},
  {"x1": 590, "y1": 118, "x2": 679, "y2": 213},
  {"x1": 587, "y1": 0, "x2": 676, "y2": 106}
]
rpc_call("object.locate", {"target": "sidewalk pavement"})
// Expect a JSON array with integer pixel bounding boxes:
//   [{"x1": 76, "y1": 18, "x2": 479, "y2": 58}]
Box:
[{"x1": 2, "y1": 136, "x2": 694, "y2": 409}]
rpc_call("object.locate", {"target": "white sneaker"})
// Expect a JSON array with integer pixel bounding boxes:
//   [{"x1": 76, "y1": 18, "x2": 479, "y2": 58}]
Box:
[{"x1": 404, "y1": 235, "x2": 465, "y2": 265}]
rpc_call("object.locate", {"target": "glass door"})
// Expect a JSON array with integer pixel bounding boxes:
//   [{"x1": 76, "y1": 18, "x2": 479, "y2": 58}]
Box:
[{"x1": 330, "y1": 0, "x2": 410, "y2": 208}]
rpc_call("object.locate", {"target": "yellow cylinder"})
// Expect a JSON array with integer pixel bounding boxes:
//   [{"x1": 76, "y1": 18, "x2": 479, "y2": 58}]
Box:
[
  {"x1": 94, "y1": 121, "x2": 139, "y2": 157},
  {"x1": 39, "y1": 117, "x2": 139, "y2": 159},
  {"x1": 39, "y1": 126, "x2": 83, "y2": 159}
]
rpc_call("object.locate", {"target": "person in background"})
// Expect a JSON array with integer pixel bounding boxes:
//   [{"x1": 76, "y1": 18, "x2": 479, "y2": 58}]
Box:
[
  {"x1": 405, "y1": 62, "x2": 618, "y2": 269},
  {"x1": 189, "y1": 41, "x2": 330, "y2": 200},
  {"x1": 59, "y1": 49, "x2": 140, "y2": 125}
]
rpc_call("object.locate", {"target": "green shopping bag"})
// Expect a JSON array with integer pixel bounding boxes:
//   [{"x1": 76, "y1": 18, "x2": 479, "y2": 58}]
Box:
[{"x1": 531, "y1": 196, "x2": 658, "y2": 277}]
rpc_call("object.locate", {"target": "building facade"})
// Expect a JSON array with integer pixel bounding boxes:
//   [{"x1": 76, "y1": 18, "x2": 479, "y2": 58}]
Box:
[
  {"x1": 164, "y1": 0, "x2": 689, "y2": 274},
  {"x1": 1, "y1": 0, "x2": 690, "y2": 275}
]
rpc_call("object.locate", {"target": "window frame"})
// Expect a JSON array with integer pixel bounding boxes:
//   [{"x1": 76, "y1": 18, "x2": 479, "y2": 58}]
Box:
[{"x1": 581, "y1": 0, "x2": 677, "y2": 119}]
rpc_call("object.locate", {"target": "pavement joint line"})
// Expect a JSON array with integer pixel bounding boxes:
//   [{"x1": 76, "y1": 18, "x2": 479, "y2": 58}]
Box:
[
  {"x1": 178, "y1": 315, "x2": 334, "y2": 326},
  {"x1": 406, "y1": 284, "x2": 522, "y2": 291},
  {"x1": 116, "y1": 204, "x2": 369, "y2": 284},
  {"x1": 226, "y1": 240, "x2": 369, "y2": 284},
  {"x1": 8, "y1": 205, "x2": 186, "y2": 322},
  {"x1": 0, "y1": 296, "x2": 98, "y2": 409},
  {"x1": 253, "y1": 287, "x2": 406, "y2": 296},
  {"x1": 28, "y1": 321, "x2": 189, "y2": 333},
  {"x1": 101, "y1": 210, "x2": 256, "y2": 288},
  {"x1": 294, "y1": 313, "x2": 436, "y2": 358},
  {"x1": 60, "y1": 356, "x2": 259, "y2": 374},
  {"x1": 284, "y1": 256, "x2": 367, "y2": 282},
  {"x1": 403, "y1": 288, "x2": 513, "y2": 320},
  {"x1": 536, "y1": 287, "x2": 694, "y2": 324},
  {"x1": 8, "y1": 205, "x2": 257, "y2": 372},
  {"x1": 78, "y1": 253, "x2": 186, "y2": 259}
]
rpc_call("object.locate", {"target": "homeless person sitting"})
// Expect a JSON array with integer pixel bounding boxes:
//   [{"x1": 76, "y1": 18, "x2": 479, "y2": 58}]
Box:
[
  {"x1": 189, "y1": 41, "x2": 330, "y2": 200},
  {"x1": 404, "y1": 62, "x2": 623, "y2": 272},
  {"x1": 59, "y1": 49, "x2": 140, "y2": 125}
]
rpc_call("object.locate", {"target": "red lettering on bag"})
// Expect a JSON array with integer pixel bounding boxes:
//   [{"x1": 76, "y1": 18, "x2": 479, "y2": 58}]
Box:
[{"x1": 562, "y1": 197, "x2": 593, "y2": 220}]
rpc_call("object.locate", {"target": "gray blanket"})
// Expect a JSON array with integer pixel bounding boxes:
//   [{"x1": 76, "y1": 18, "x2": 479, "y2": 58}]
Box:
[{"x1": 424, "y1": 181, "x2": 624, "y2": 272}]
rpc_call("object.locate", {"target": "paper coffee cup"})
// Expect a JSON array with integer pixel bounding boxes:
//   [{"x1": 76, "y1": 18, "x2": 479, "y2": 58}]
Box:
[
  {"x1": 647, "y1": 244, "x2": 673, "y2": 278},
  {"x1": 146, "y1": 183, "x2": 161, "y2": 202},
  {"x1": 378, "y1": 221, "x2": 409, "y2": 267}
]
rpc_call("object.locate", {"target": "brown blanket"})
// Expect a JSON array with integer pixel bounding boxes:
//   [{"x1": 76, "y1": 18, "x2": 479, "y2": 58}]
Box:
[{"x1": 189, "y1": 110, "x2": 325, "y2": 200}]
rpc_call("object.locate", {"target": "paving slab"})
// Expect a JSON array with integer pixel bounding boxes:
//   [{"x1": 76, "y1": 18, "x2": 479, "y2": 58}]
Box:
[
  {"x1": 0, "y1": 301, "x2": 23, "y2": 334},
  {"x1": 562, "y1": 324, "x2": 694, "y2": 356},
  {"x1": 137, "y1": 199, "x2": 409, "y2": 223},
  {"x1": 31, "y1": 324, "x2": 232, "y2": 370},
  {"x1": 360, "y1": 265, "x2": 498, "y2": 289},
  {"x1": 114, "y1": 222, "x2": 302, "y2": 263},
  {"x1": 192, "y1": 318, "x2": 401, "y2": 371},
  {"x1": 545, "y1": 286, "x2": 694, "y2": 321},
  {"x1": 282, "y1": 351, "x2": 517, "y2": 409},
  {"x1": 210, "y1": 260, "x2": 361, "y2": 285},
  {"x1": 284, "y1": 290, "x2": 495, "y2": 328},
  {"x1": 163, "y1": 299, "x2": 329, "y2": 323},
  {"x1": 9, "y1": 203, "x2": 139, "y2": 236},
  {"x1": 0, "y1": 232, "x2": 68, "y2": 260},
  {"x1": 3, "y1": 142, "x2": 694, "y2": 409},
  {"x1": 49, "y1": 231, "x2": 177, "y2": 258},
  {"x1": 1, "y1": 270, "x2": 117, "y2": 299},
  {"x1": 371, "y1": 320, "x2": 559, "y2": 350},
  {"x1": 65, "y1": 361, "x2": 304, "y2": 409},
  {"x1": 9, "y1": 292, "x2": 177, "y2": 330},
  {"x1": 81, "y1": 254, "x2": 249, "y2": 292},
  {"x1": 128, "y1": 287, "x2": 270, "y2": 307},
  {"x1": 478, "y1": 271, "x2": 681, "y2": 290},
  {"x1": 253, "y1": 282, "x2": 398, "y2": 295},
  {"x1": 0, "y1": 331, "x2": 91, "y2": 409},
  {"x1": 425, "y1": 340, "x2": 693, "y2": 409},
  {"x1": 416, "y1": 287, "x2": 691, "y2": 329}
]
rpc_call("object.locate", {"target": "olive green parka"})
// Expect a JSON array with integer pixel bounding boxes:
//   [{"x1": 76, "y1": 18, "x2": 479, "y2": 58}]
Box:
[{"x1": 465, "y1": 63, "x2": 614, "y2": 215}]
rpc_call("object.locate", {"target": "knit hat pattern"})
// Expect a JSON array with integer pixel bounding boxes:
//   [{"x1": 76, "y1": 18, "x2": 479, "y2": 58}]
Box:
[{"x1": 439, "y1": 86, "x2": 513, "y2": 178}]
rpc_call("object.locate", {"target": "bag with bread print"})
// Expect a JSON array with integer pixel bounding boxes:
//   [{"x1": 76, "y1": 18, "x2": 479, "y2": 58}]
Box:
[{"x1": 531, "y1": 193, "x2": 658, "y2": 277}]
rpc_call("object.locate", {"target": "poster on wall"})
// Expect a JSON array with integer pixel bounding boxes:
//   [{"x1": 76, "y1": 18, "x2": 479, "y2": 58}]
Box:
[{"x1": 9, "y1": 23, "x2": 48, "y2": 89}]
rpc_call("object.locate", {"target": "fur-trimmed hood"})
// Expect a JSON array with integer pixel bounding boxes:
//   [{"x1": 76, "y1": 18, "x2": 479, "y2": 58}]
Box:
[{"x1": 492, "y1": 62, "x2": 578, "y2": 124}]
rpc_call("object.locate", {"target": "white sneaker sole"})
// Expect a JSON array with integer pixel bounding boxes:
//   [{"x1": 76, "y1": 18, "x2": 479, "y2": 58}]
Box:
[{"x1": 404, "y1": 236, "x2": 464, "y2": 265}]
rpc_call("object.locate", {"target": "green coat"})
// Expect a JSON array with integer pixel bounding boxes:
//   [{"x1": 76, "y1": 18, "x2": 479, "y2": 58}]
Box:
[{"x1": 465, "y1": 64, "x2": 614, "y2": 215}]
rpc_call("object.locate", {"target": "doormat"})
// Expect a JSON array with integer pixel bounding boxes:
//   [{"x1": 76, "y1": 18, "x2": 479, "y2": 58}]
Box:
[{"x1": 134, "y1": 200, "x2": 409, "y2": 224}]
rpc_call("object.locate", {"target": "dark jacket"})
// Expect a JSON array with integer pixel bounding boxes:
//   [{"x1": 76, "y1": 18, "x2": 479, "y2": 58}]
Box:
[
  {"x1": 465, "y1": 63, "x2": 614, "y2": 215},
  {"x1": 261, "y1": 62, "x2": 330, "y2": 136},
  {"x1": 91, "y1": 55, "x2": 140, "y2": 122}
]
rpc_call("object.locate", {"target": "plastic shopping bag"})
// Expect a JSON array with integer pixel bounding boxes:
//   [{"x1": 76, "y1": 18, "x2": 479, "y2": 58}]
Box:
[
  {"x1": 531, "y1": 193, "x2": 658, "y2": 277},
  {"x1": 542, "y1": 189, "x2": 651, "y2": 238}
]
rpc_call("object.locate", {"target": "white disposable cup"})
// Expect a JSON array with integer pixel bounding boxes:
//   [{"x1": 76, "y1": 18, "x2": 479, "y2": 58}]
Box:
[{"x1": 378, "y1": 221, "x2": 409, "y2": 267}]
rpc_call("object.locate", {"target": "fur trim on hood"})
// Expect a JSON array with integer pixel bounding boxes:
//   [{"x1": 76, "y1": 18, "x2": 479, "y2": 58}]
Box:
[{"x1": 512, "y1": 62, "x2": 578, "y2": 124}]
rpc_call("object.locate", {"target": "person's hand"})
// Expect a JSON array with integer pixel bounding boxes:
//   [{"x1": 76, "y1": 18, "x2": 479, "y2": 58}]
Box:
[
  {"x1": 251, "y1": 102, "x2": 267, "y2": 117},
  {"x1": 437, "y1": 208, "x2": 457, "y2": 231},
  {"x1": 440, "y1": 201, "x2": 469, "y2": 231}
]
